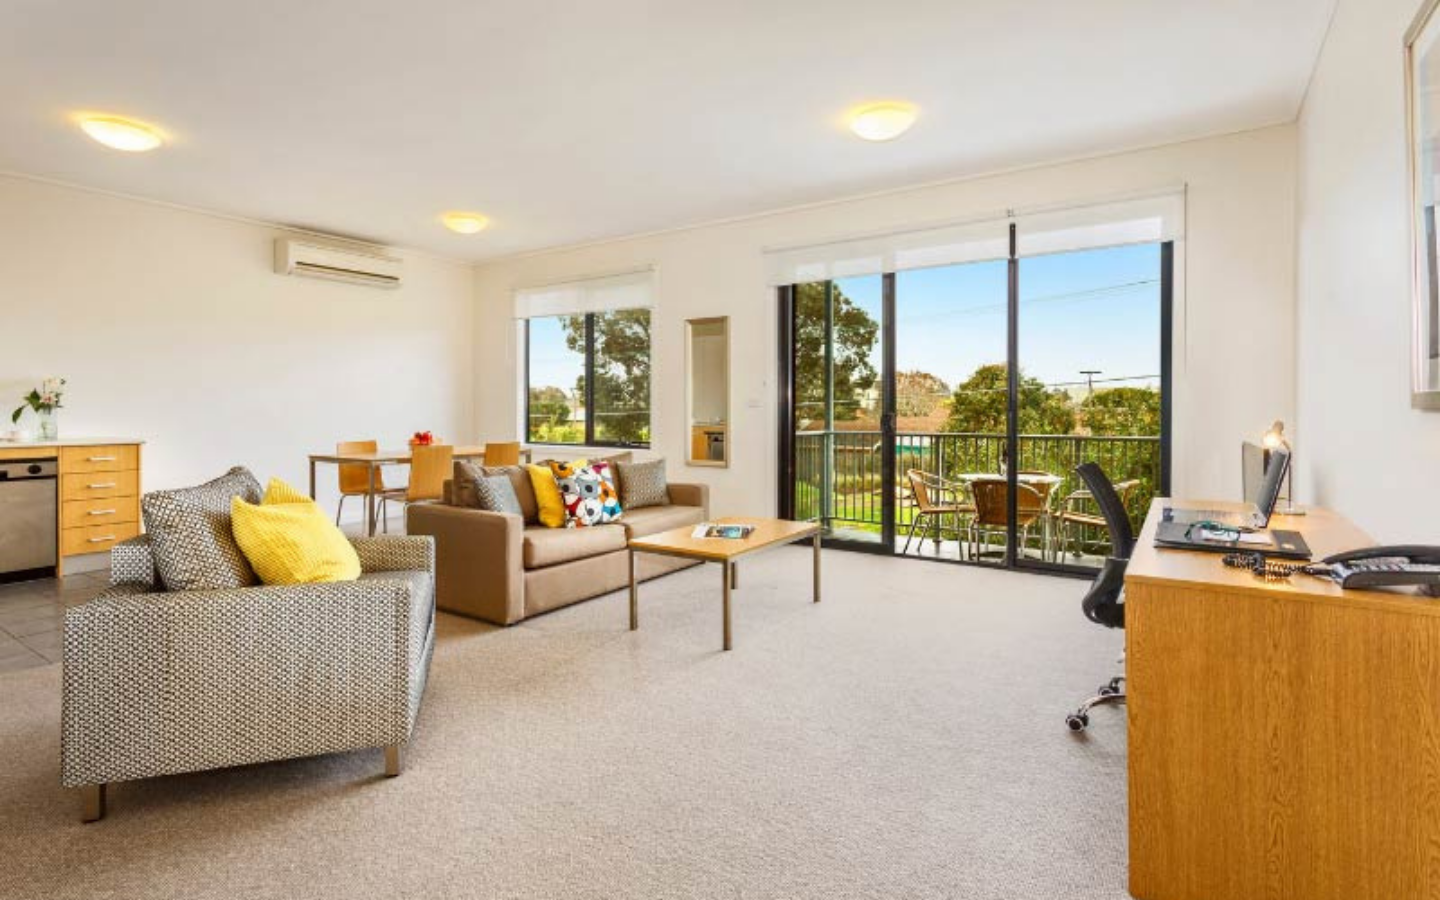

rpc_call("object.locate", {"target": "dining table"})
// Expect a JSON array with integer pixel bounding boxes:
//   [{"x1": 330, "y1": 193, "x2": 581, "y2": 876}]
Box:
[{"x1": 307, "y1": 444, "x2": 532, "y2": 536}]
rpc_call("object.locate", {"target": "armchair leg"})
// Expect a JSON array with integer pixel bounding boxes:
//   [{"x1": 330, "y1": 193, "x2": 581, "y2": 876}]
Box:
[
  {"x1": 384, "y1": 744, "x2": 402, "y2": 777},
  {"x1": 902, "y1": 516, "x2": 921, "y2": 555},
  {"x1": 81, "y1": 783, "x2": 107, "y2": 822}
]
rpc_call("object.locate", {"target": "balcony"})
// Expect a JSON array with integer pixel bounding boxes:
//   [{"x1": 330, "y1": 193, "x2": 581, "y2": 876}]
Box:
[{"x1": 794, "y1": 430, "x2": 1161, "y2": 565}]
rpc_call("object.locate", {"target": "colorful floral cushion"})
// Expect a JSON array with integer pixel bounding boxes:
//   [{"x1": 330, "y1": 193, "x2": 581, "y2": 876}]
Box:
[{"x1": 548, "y1": 459, "x2": 623, "y2": 527}]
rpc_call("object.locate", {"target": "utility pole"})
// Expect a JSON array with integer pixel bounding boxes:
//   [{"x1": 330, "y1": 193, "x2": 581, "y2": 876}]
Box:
[{"x1": 1079, "y1": 370, "x2": 1101, "y2": 398}]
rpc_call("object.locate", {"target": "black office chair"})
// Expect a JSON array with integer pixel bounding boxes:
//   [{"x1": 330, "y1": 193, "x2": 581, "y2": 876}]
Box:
[{"x1": 1065, "y1": 462, "x2": 1134, "y2": 733}]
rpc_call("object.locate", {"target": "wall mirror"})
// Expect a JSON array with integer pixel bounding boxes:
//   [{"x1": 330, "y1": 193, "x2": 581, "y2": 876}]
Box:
[
  {"x1": 685, "y1": 317, "x2": 729, "y2": 467},
  {"x1": 1409, "y1": 0, "x2": 1440, "y2": 407}
]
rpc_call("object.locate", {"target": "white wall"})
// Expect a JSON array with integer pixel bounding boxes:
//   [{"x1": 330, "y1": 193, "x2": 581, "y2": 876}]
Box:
[
  {"x1": 1295, "y1": 0, "x2": 1440, "y2": 541},
  {"x1": 0, "y1": 175, "x2": 475, "y2": 528},
  {"x1": 474, "y1": 125, "x2": 1299, "y2": 517}
]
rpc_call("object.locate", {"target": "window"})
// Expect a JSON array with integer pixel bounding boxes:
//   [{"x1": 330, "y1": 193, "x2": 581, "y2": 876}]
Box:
[
  {"x1": 525, "y1": 309, "x2": 651, "y2": 446},
  {"x1": 525, "y1": 316, "x2": 587, "y2": 444}
]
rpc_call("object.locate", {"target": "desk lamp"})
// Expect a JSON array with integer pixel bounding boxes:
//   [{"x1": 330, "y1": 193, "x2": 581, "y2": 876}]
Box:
[{"x1": 1262, "y1": 420, "x2": 1304, "y2": 515}]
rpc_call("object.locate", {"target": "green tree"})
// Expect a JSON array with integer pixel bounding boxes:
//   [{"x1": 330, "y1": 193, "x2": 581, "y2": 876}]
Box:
[
  {"x1": 794, "y1": 282, "x2": 880, "y2": 425},
  {"x1": 895, "y1": 370, "x2": 951, "y2": 418},
  {"x1": 562, "y1": 309, "x2": 651, "y2": 444},
  {"x1": 1080, "y1": 386, "x2": 1160, "y2": 436},
  {"x1": 527, "y1": 385, "x2": 571, "y2": 429},
  {"x1": 944, "y1": 363, "x2": 1076, "y2": 435}
]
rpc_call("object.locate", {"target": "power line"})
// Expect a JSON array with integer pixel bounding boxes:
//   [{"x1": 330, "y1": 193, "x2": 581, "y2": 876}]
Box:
[{"x1": 893, "y1": 278, "x2": 1160, "y2": 324}]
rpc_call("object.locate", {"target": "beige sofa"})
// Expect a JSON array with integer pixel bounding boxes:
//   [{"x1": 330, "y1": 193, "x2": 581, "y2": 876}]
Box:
[{"x1": 407, "y1": 460, "x2": 708, "y2": 625}]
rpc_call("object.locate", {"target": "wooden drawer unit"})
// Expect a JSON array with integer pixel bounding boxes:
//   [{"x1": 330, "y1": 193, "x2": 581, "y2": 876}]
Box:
[
  {"x1": 62, "y1": 470, "x2": 140, "y2": 502},
  {"x1": 63, "y1": 496, "x2": 139, "y2": 528},
  {"x1": 61, "y1": 521, "x2": 141, "y2": 557},
  {"x1": 60, "y1": 444, "x2": 139, "y2": 474}
]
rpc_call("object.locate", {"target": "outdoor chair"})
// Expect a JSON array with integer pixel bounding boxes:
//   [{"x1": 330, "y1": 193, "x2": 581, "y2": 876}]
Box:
[
  {"x1": 902, "y1": 469, "x2": 974, "y2": 555},
  {"x1": 968, "y1": 478, "x2": 1045, "y2": 561},
  {"x1": 1057, "y1": 477, "x2": 1140, "y2": 560}
]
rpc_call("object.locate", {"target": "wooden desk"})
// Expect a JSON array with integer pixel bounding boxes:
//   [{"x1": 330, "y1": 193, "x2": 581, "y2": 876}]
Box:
[
  {"x1": 1126, "y1": 499, "x2": 1440, "y2": 900},
  {"x1": 307, "y1": 444, "x2": 532, "y2": 536}
]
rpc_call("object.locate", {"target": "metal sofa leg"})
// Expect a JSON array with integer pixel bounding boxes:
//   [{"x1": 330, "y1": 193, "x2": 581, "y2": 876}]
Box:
[
  {"x1": 384, "y1": 744, "x2": 402, "y2": 777},
  {"x1": 81, "y1": 783, "x2": 107, "y2": 822}
]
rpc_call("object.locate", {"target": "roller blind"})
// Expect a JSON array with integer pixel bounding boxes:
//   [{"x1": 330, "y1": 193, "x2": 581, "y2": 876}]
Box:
[
  {"x1": 513, "y1": 269, "x2": 654, "y2": 319},
  {"x1": 1012, "y1": 190, "x2": 1185, "y2": 258},
  {"x1": 765, "y1": 218, "x2": 1008, "y2": 285},
  {"x1": 764, "y1": 187, "x2": 1185, "y2": 284}
]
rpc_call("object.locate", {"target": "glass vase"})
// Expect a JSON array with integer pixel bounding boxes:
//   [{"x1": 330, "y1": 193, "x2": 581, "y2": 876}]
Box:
[{"x1": 37, "y1": 408, "x2": 57, "y2": 441}]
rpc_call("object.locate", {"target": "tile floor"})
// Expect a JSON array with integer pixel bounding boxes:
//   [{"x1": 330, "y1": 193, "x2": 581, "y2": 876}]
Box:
[{"x1": 0, "y1": 569, "x2": 111, "y2": 673}]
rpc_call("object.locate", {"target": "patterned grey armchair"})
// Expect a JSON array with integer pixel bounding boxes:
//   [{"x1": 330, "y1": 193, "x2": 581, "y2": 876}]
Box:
[{"x1": 61, "y1": 534, "x2": 436, "y2": 822}]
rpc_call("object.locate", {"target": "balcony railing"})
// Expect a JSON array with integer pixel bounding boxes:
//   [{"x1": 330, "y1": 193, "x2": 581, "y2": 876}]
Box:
[{"x1": 794, "y1": 430, "x2": 1161, "y2": 559}]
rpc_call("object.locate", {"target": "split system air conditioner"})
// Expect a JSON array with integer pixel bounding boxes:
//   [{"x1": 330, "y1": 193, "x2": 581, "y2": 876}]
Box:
[{"x1": 274, "y1": 238, "x2": 403, "y2": 289}]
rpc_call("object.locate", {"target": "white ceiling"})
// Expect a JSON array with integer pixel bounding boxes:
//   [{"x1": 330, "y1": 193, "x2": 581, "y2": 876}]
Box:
[{"x1": 0, "y1": 0, "x2": 1334, "y2": 261}]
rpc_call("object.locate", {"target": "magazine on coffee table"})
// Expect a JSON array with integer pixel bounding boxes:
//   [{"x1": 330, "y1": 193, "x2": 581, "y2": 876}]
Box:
[{"x1": 690, "y1": 522, "x2": 756, "y2": 540}]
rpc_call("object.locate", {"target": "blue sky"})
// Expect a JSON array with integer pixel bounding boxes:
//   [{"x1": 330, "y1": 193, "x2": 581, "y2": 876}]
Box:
[
  {"x1": 528, "y1": 316, "x2": 585, "y2": 397},
  {"x1": 527, "y1": 243, "x2": 1163, "y2": 398},
  {"x1": 846, "y1": 242, "x2": 1162, "y2": 399}
]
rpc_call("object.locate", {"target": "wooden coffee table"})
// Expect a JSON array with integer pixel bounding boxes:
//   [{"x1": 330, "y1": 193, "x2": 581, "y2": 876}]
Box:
[{"x1": 628, "y1": 517, "x2": 821, "y2": 651}]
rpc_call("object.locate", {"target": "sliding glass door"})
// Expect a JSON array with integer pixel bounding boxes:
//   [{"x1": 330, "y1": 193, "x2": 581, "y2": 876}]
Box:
[
  {"x1": 893, "y1": 261, "x2": 1009, "y2": 564},
  {"x1": 778, "y1": 233, "x2": 1172, "y2": 574},
  {"x1": 1013, "y1": 243, "x2": 1170, "y2": 572}
]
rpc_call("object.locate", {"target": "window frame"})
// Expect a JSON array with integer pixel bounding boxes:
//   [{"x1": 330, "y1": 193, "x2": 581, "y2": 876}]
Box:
[{"x1": 524, "y1": 309, "x2": 652, "y2": 449}]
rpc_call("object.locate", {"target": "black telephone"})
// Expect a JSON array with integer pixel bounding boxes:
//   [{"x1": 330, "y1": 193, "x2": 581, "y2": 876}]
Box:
[{"x1": 1310, "y1": 546, "x2": 1440, "y2": 592}]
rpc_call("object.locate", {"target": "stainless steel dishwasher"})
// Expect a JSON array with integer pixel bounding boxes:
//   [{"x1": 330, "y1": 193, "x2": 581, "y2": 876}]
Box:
[{"x1": 0, "y1": 458, "x2": 58, "y2": 580}]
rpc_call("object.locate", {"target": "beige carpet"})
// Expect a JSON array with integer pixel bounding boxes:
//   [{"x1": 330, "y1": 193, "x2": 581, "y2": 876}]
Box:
[{"x1": 0, "y1": 549, "x2": 1130, "y2": 900}]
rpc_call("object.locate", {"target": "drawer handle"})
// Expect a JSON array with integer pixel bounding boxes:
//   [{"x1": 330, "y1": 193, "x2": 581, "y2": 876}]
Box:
[
  {"x1": 88, "y1": 535, "x2": 116, "y2": 544},
  {"x1": 87, "y1": 509, "x2": 117, "y2": 516},
  {"x1": 87, "y1": 482, "x2": 117, "y2": 489},
  {"x1": 86, "y1": 455, "x2": 118, "y2": 462}
]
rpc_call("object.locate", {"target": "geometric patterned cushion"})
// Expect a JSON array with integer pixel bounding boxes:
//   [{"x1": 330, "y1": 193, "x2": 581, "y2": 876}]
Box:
[
  {"x1": 474, "y1": 473, "x2": 524, "y2": 516},
  {"x1": 451, "y1": 460, "x2": 484, "y2": 508},
  {"x1": 616, "y1": 458, "x2": 668, "y2": 510},
  {"x1": 454, "y1": 461, "x2": 538, "y2": 522},
  {"x1": 554, "y1": 463, "x2": 622, "y2": 528},
  {"x1": 140, "y1": 466, "x2": 263, "y2": 592}
]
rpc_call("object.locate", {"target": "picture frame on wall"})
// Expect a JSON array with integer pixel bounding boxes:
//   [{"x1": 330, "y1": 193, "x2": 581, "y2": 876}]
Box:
[{"x1": 1407, "y1": 0, "x2": 1440, "y2": 408}]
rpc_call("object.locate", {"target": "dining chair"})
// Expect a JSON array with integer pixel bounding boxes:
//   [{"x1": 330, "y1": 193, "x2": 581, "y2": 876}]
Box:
[
  {"x1": 336, "y1": 440, "x2": 407, "y2": 529},
  {"x1": 379, "y1": 444, "x2": 454, "y2": 533},
  {"x1": 482, "y1": 441, "x2": 522, "y2": 466},
  {"x1": 967, "y1": 478, "x2": 1045, "y2": 561},
  {"x1": 902, "y1": 469, "x2": 975, "y2": 556}
]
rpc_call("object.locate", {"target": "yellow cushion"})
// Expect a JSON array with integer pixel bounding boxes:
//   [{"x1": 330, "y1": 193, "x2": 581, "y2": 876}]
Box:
[
  {"x1": 231, "y1": 477, "x2": 362, "y2": 584},
  {"x1": 527, "y1": 461, "x2": 584, "y2": 529}
]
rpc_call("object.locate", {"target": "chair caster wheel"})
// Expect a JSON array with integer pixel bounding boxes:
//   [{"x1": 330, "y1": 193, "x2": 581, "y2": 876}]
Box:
[
  {"x1": 1066, "y1": 712, "x2": 1089, "y2": 732},
  {"x1": 1098, "y1": 684, "x2": 1116, "y2": 697}
]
